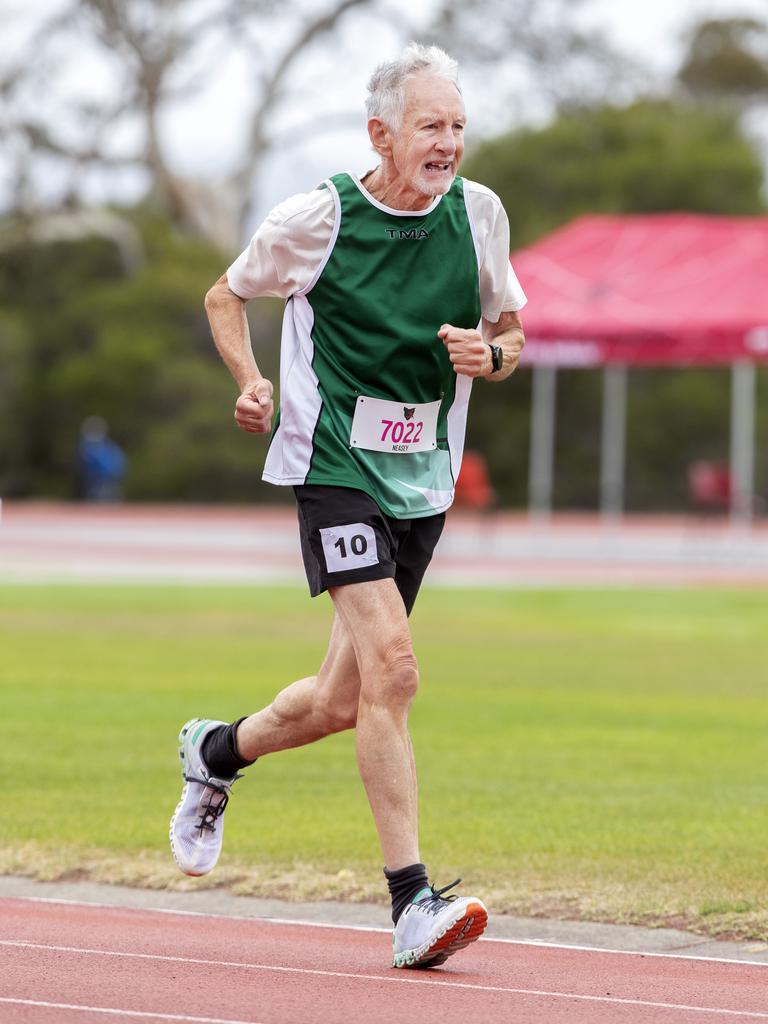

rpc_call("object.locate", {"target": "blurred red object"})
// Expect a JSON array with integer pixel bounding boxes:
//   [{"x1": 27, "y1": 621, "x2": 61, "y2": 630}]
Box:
[
  {"x1": 687, "y1": 460, "x2": 731, "y2": 511},
  {"x1": 455, "y1": 449, "x2": 496, "y2": 511}
]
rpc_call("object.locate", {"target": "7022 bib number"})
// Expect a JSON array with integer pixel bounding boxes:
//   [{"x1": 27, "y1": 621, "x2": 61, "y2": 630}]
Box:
[
  {"x1": 350, "y1": 395, "x2": 439, "y2": 454},
  {"x1": 380, "y1": 418, "x2": 423, "y2": 446}
]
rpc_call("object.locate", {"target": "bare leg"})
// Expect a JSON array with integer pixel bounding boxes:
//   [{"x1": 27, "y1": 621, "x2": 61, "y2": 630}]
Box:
[
  {"x1": 331, "y1": 579, "x2": 421, "y2": 871},
  {"x1": 236, "y1": 613, "x2": 361, "y2": 759}
]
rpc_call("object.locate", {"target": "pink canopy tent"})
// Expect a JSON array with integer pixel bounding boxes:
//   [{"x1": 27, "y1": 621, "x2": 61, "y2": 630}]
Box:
[{"x1": 509, "y1": 214, "x2": 768, "y2": 521}]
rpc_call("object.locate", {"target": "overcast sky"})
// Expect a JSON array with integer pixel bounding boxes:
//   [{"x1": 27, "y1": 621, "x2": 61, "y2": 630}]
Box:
[
  {"x1": 4, "y1": 0, "x2": 767, "y2": 232},
  {"x1": 582, "y1": 0, "x2": 764, "y2": 63}
]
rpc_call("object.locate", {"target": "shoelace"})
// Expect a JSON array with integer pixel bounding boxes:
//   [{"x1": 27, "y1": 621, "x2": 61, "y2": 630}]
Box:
[
  {"x1": 413, "y1": 878, "x2": 463, "y2": 915},
  {"x1": 184, "y1": 774, "x2": 232, "y2": 834}
]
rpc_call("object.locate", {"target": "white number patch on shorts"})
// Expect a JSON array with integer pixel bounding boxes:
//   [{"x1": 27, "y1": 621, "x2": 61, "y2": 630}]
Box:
[
  {"x1": 350, "y1": 395, "x2": 439, "y2": 454},
  {"x1": 319, "y1": 523, "x2": 379, "y2": 573}
]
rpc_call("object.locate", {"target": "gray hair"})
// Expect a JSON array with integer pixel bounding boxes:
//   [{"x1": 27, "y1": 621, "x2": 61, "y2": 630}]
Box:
[{"x1": 366, "y1": 42, "x2": 460, "y2": 130}]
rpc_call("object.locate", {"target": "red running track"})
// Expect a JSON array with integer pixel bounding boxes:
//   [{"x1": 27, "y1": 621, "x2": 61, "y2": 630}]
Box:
[{"x1": 1, "y1": 897, "x2": 767, "y2": 1024}]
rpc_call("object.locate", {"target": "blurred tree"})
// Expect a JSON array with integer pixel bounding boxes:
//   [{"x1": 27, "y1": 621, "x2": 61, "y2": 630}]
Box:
[
  {"x1": 462, "y1": 100, "x2": 766, "y2": 248},
  {"x1": 677, "y1": 18, "x2": 768, "y2": 101},
  {"x1": 0, "y1": 311, "x2": 32, "y2": 494},
  {"x1": 0, "y1": 209, "x2": 284, "y2": 501},
  {"x1": 0, "y1": 0, "x2": 374, "y2": 251}
]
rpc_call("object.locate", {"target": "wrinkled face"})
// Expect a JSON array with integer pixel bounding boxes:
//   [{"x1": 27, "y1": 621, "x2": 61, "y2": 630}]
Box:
[{"x1": 389, "y1": 73, "x2": 466, "y2": 201}]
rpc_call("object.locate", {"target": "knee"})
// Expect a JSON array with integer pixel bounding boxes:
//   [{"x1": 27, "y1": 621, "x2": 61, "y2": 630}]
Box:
[{"x1": 369, "y1": 636, "x2": 419, "y2": 708}]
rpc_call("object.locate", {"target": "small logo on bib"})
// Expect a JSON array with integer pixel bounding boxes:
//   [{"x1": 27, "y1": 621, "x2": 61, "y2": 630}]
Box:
[{"x1": 403, "y1": 407, "x2": 415, "y2": 420}]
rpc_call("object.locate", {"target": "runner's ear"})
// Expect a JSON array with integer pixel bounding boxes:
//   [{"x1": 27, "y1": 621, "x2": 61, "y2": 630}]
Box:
[{"x1": 367, "y1": 118, "x2": 392, "y2": 158}]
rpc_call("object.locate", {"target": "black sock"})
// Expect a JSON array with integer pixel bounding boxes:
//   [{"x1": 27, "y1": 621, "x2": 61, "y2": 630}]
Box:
[
  {"x1": 201, "y1": 717, "x2": 255, "y2": 778},
  {"x1": 384, "y1": 862, "x2": 430, "y2": 925}
]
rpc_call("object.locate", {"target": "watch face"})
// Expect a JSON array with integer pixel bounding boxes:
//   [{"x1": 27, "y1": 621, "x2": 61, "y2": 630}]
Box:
[{"x1": 491, "y1": 345, "x2": 503, "y2": 372}]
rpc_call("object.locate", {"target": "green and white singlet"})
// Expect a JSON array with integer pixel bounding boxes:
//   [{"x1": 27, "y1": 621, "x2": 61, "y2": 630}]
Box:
[{"x1": 263, "y1": 172, "x2": 485, "y2": 519}]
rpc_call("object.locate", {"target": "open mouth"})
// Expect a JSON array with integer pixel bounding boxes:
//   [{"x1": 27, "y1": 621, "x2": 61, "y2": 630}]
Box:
[{"x1": 425, "y1": 162, "x2": 451, "y2": 172}]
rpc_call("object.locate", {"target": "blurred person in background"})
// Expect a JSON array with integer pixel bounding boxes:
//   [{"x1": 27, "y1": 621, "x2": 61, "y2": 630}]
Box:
[
  {"x1": 77, "y1": 416, "x2": 126, "y2": 502},
  {"x1": 170, "y1": 42, "x2": 526, "y2": 968}
]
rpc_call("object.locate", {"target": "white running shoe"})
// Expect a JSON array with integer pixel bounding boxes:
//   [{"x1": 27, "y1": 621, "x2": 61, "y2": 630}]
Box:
[
  {"x1": 169, "y1": 718, "x2": 241, "y2": 877},
  {"x1": 392, "y1": 879, "x2": 488, "y2": 968}
]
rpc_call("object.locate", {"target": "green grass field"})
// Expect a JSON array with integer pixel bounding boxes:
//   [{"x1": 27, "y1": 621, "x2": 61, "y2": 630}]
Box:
[{"x1": 1, "y1": 584, "x2": 766, "y2": 940}]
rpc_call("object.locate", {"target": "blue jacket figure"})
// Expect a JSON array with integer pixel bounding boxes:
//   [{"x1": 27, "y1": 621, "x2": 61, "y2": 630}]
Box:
[{"x1": 78, "y1": 416, "x2": 127, "y2": 502}]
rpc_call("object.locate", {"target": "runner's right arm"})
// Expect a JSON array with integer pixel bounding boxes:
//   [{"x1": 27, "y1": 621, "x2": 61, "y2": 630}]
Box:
[
  {"x1": 206, "y1": 188, "x2": 334, "y2": 435},
  {"x1": 204, "y1": 275, "x2": 274, "y2": 435}
]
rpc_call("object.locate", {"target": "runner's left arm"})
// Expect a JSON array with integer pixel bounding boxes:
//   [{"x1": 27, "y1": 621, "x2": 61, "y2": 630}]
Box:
[
  {"x1": 438, "y1": 310, "x2": 524, "y2": 381},
  {"x1": 482, "y1": 309, "x2": 525, "y2": 382}
]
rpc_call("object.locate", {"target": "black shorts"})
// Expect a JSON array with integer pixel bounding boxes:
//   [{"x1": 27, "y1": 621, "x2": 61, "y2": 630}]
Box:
[{"x1": 294, "y1": 485, "x2": 445, "y2": 616}]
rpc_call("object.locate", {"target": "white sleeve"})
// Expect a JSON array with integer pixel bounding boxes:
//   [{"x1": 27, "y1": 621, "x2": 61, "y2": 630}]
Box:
[
  {"x1": 467, "y1": 183, "x2": 527, "y2": 323},
  {"x1": 226, "y1": 189, "x2": 336, "y2": 300}
]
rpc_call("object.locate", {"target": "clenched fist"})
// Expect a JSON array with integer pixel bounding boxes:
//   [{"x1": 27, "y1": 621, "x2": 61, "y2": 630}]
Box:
[
  {"x1": 235, "y1": 379, "x2": 274, "y2": 434},
  {"x1": 438, "y1": 323, "x2": 492, "y2": 378}
]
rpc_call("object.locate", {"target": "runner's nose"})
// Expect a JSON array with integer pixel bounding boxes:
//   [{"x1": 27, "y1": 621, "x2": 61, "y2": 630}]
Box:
[{"x1": 434, "y1": 127, "x2": 456, "y2": 156}]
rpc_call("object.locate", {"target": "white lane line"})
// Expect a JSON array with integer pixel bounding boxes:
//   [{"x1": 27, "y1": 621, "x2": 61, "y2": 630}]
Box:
[
  {"x1": 2, "y1": 940, "x2": 767, "y2": 1019},
  {"x1": 5, "y1": 895, "x2": 768, "y2": 968},
  {"x1": 0, "y1": 999, "x2": 262, "y2": 1024}
]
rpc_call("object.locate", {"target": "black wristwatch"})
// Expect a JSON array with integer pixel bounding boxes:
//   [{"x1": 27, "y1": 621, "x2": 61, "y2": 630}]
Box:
[{"x1": 488, "y1": 343, "x2": 503, "y2": 373}]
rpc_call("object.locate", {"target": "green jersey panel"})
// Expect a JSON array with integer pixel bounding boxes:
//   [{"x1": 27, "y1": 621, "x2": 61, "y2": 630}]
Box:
[{"x1": 262, "y1": 173, "x2": 482, "y2": 518}]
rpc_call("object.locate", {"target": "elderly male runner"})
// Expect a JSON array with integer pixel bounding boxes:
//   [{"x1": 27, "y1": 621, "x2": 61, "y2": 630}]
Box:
[{"x1": 170, "y1": 42, "x2": 526, "y2": 969}]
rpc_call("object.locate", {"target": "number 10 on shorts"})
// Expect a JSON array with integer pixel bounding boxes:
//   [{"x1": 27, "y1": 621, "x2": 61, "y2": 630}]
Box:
[{"x1": 319, "y1": 523, "x2": 379, "y2": 573}]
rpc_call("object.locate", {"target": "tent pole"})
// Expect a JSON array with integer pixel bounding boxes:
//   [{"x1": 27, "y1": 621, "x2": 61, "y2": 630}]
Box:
[
  {"x1": 529, "y1": 364, "x2": 557, "y2": 521},
  {"x1": 600, "y1": 365, "x2": 628, "y2": 522},
  {"x1": 730, "y1": 361, "x2": 756, "y2": 527}
]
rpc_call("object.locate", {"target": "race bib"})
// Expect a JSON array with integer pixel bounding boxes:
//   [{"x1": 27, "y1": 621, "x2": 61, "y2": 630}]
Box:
[
  {"x1": 319, "y1": 523, "x2": 378, "y2": 573},
  {"x1": 350, "y1": 395, "x2": 439, "y2": 454}
]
